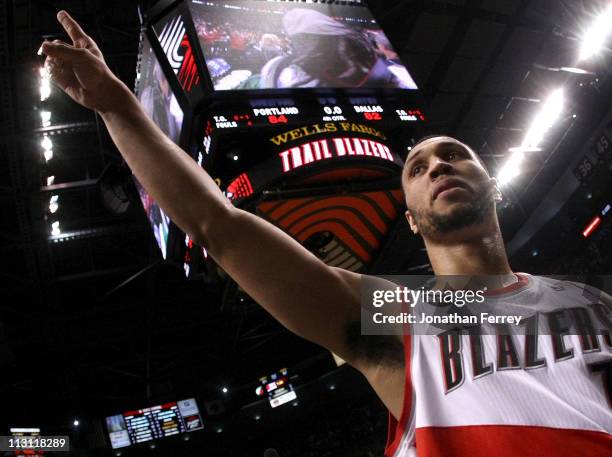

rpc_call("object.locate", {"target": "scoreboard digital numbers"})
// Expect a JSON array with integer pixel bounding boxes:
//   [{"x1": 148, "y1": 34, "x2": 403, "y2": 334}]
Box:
[
  {"x1": 208, "y1": 97, "x2": 425, "y2": 131},
  {"x1": 106, "y1": 398, "x2": 203, "y2": 449}
]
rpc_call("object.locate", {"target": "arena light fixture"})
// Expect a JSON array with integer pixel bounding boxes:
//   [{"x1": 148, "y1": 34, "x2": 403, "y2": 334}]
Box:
[
  {"x1": 498, "y1": 89, "x2": 564, "y2": 186},
  {"x1": 41, "y1": 135, "x2": 53, "y2": 151},
  {"x1": 39, "y1": 67, "x2": 51, "y2": 101},
  {"x1": 47, "y1": 175, "x2": 55, "y2": 186},
  {"x1": 522, "y1": 89, "x2": 564, "y2": 150},
  {"x1": 51, "y1": 221, "x2": 61, "y2": 236},
  {"x1": 49, "y1": 195, "x2": 59, "y2": 214},
  {"x1": 579, "y1": 3, "x2": 612, "y2": 61},
  {"x1": 40, "y1": 110, "x2": 52, "y2": 127},
  {"x1": 497, "y1": 151, "x2": 524, "y2": 186},
  {"x1": 508, "y1": 146, "x2": 542, "y2": 153},
  {"x1": 41, "y1": 135, "x2": 54, "y2": 161}
]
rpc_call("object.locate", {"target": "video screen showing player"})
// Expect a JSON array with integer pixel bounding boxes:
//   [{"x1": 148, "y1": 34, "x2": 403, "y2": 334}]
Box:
[
  {"x1": 135, "y1": 35, "x2": 184, "y2": 259},
  {"x1": 188, "y1": 0, "x2": 418, "y2": 90}
]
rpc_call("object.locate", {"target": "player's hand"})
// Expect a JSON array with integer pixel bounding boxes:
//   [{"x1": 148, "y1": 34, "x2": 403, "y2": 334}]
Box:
[{"x1": 40, "y1": 10, "x2": 126, "y2": 113}]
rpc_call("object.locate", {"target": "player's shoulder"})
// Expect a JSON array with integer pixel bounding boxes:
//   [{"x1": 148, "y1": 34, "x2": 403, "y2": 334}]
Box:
[{"x1": 528, "y1": 274, "x2": 612, "y2": 306}]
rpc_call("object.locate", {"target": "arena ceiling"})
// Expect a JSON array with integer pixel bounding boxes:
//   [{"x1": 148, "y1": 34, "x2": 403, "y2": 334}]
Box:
[{"x1": 1, "y1": 0, "x2": 611, "y2": 433}]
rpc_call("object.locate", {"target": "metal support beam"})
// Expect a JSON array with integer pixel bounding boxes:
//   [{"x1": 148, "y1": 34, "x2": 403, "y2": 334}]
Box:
[
  {"x1": 41, "y1": 178, "x2": 98, "y2": 193},
  {"x1": 32, "y1": 121, "x2": 97, "y2": 135}
]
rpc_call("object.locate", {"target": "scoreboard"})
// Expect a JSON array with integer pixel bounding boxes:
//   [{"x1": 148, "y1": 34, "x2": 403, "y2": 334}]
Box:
[
  {"x1": 255, "y1": 368, "x2": 297, "y2": 408},
  {"x1": 106, "y1": 398, "x2": 203, "y2": 449},
  {"x1": 135, "y1": 0, "x2": 428, "y2": 276}
]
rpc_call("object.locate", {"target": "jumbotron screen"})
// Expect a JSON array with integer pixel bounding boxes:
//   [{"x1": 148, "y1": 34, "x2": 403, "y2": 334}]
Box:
[
  {"x1": 134, "y1": 34, "x2": 184, "y2": 259},
  {"x1": 188, "y1": 0, "x2": 418, "y2": 90},
  {"x1": 105, "y1": 398, "x2": 203, "y2": 449}
]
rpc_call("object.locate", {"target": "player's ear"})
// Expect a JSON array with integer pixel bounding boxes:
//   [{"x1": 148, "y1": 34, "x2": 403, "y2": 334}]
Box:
[
  {"x1": 490, "y1": 177, "x2": 502, "y2": 202},
  {"x1": 405, "y1": 209, "x2": 419, "y2": 234}
]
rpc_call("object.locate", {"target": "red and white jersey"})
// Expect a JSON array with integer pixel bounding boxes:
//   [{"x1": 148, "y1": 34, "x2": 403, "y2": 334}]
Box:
[{"x1": 385, "y1": 273, "x2": 612, "y2": 457}]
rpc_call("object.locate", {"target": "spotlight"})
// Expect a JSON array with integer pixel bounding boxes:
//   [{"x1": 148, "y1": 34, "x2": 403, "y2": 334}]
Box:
[
  {"x1": 497, "y1": 151, "x2": 524, "y2": 186},
  {"x1": 216, "y1": 427, "x2": 223, "y2": 433},
  {"x1": 508, "y1": 146, "x2": 541, "y2": 153},
  {"x1": 73, "y1": 419, "x2": 79, "y2": 427},
  {"x1": 41, "y1": 136, "x2": 53, "y2": 151},
  {"x1": 522, "y1": 89, "x2": 564, "y2": 150},
  {"x1": 498, "y1": 89, "x2": 564, "y2": 186},
  {"x1": 44, "y1": 149, "x2": 53, "y2": 162},
  {"x1": 39, "y1": 67, "x2": 51, "y2": 101},
  {"x1": 579, "y1": 4, "x2": 612, "y2": 61},
  {"x1": 47, "y1": 175, "x2": 55, "y2": 186},
  {"x1": 254, "y1": 414, "x2": 261, "y2": 421},
  {"x1": 221, "y1": 386, "x2": 228, "y2": 394},
  {"x1": 40, "y1": 110, "x2": 51, "y2": 127},
  {"x1": 51, "y1": 221, "x2": 61, "y2": 236},
  {"x1": 49, "y1": 195, "x2": 59, "y2": 214},
  {"x1": 233, "y1": 155, "x2": 239, "y2": 161}
]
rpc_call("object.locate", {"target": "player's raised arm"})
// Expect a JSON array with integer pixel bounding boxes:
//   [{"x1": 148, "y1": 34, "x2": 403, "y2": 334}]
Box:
[{"x1": 40, "y1": 11, "x2": 367, "y2": 364}]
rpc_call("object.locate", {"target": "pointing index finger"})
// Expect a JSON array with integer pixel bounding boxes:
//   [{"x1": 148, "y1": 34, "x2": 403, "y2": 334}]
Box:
[{"x1": 57, "y1": 10, "x2": 88, "y2": 44}]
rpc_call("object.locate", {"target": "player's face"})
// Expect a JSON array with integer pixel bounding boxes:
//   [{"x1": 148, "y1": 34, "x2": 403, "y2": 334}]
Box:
[{"x1": 402, "y1": 137, "x2": 498, "y2": 238}]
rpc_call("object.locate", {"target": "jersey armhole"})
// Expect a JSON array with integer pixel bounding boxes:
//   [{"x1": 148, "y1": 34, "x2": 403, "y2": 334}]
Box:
[{"x1": 385, "y1": 331, "x2": 414, "y2": 457}]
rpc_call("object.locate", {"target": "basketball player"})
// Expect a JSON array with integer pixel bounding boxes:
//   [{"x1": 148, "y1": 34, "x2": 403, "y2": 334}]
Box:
[{"x1": 41, "y1": 11, "x2": 611, "y2": 456}]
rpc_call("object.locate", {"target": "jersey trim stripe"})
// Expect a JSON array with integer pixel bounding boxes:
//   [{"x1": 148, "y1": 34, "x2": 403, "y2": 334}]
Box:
[
  {"x1": 385, "y1": 332, "x2": 414, "y2": 457},
  {"x1": 414, "y1": 424, "x2": 612, "y2": 457}
]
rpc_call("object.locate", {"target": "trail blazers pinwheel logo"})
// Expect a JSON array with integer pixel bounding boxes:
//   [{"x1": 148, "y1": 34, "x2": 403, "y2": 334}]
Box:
[{"x1": 157, "y1": 15, "x2": 200, "y2": 92}]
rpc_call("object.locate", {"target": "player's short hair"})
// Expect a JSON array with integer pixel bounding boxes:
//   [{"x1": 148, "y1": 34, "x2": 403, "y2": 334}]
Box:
[{"x1": 404, "y1": 134, "x2": 489, "y2": 174}]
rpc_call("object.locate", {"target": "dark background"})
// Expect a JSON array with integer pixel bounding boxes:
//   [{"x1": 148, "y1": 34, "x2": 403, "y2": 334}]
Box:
[{"x1": 1, "y1": 0, "x2": 611, "y2": 456}]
